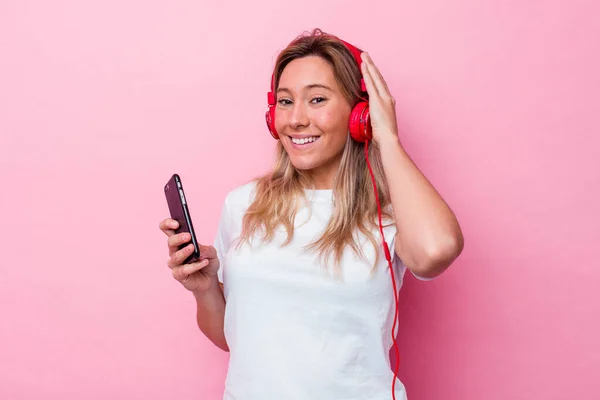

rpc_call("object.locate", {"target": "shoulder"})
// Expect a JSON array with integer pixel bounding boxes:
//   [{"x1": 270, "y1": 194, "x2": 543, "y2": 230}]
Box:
[
  {"x1": 222, "y1": 179, "x2": 258, "y2": 212},
  {"x1": 214, "y1": 180, "x2": 257, "y2": 237}
]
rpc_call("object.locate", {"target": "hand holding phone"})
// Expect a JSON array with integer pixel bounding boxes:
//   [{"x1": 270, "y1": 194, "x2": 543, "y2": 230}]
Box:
[{"x1": 161, "y1": 174, "x2": 221, "y2": 292}]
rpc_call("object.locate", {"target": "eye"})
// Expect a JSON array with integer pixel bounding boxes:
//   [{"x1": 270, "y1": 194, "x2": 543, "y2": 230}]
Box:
[
  {"x1": 311, "y1": 97, "x2": 326, "y2": 104},
  {"x1": 278, "y1": 98, "x2": 292, "y2": 106}
]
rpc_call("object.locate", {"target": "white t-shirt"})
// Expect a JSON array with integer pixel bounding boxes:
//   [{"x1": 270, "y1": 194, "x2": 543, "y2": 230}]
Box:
[{"x1": 213, "y1": 181, "x2": 432, "y2": 400}]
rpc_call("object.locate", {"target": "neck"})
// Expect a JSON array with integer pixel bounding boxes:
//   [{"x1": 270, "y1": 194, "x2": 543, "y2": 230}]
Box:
[{"x1": 308, "y1": 157, "x2": 341, "y2": 190}]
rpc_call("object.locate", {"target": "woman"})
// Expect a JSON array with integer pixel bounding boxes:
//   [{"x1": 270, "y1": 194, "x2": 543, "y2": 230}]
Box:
[{"x1": 159, "y1": 28, "x2": 463, "y2": 400}]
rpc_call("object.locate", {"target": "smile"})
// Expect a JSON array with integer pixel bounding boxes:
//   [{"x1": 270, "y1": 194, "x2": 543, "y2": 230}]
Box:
[{"x1": 290, "y1": 136, "x2": 320, "y2": 145}]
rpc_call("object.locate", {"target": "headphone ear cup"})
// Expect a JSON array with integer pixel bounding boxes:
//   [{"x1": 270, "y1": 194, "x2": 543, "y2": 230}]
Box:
[
  {"x1": 348, "y1": 101, "x2": 372, "y2": 142},
  {"x1": 265, "y1": 107, "x2": 279, "y2": 139}
]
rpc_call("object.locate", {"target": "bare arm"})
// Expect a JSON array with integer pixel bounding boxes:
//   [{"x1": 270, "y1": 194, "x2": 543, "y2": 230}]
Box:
[
  {"x1": 359, "y1": 52, "x2": 464, "y2": 279},
  {"x1": 160, "y1": 218, "x2": 229, "y2": 352},
  {"x1": 378, "y1": 136, "x2": 464, "y2": 278},
  {"x1": 192, "y1": 280, "x2": 228, "y2": 352}
]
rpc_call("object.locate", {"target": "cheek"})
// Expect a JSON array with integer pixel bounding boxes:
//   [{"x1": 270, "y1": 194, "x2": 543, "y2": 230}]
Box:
[
  {"x1": 314, "y1": 109, "x2": 348, "y2": 138},
  {"x1": 274, "y1": 110, "x2": 285, "y2": 133}
]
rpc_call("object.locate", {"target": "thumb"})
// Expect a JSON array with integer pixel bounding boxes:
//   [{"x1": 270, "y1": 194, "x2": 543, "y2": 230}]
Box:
[{"x1": 198, "y1": 244, "x2": 218, "y2": 260}]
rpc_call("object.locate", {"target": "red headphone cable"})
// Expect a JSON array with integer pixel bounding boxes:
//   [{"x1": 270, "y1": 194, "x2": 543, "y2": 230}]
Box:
[{"x1": 364, "y1": 139, "x2": 401, "y2": 400}]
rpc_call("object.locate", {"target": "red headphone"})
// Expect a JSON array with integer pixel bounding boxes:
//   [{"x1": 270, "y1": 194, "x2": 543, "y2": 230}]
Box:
[{"x1": 265, "y1": 37, "x2": 373, "y2": 142}]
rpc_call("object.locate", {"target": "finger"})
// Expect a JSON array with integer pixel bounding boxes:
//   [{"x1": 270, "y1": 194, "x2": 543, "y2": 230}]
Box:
[
  {"x1": 168, "y1": 232, "x2": 191, "y2": 254},
  {"x1": 197, "y1": 244, "x2": 217, "y2": 260},
  {"x1": 361, "y1": 58, "x2": 380, "y2": 97},
  {"x1": 173, "y1": 259, "x2": 210, "y2": 282},
  {"x1": 159, "y1": 218, "x2": 179, "y2": 236},
  {"x1": 167, "y1": 243, "x2": 195, "y2": 269},
  {"x1": 167, "y1": 232, "x2": 192, "y2": 249},
  {"x1": 362, "y1": 52, "x2": 390, "y2": 96},
  {"x1": 362, "y1": 52, "x2": 387, "y2": 90}
]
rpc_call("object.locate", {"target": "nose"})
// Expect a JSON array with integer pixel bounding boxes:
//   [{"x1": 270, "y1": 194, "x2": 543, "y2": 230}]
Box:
[{"x1": 289, "y1": 101, "x2": 310, "y2": 129}]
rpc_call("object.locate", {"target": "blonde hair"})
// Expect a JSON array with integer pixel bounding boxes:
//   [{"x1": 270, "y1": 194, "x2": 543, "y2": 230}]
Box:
[{"x1": 235, "y1": 28, "x2": 394, "y2": 276}]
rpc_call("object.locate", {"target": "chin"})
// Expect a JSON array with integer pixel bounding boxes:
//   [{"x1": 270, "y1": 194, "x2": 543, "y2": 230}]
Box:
[{"x1": 289, "y1": 156, "x2": 320, "y2": 171}]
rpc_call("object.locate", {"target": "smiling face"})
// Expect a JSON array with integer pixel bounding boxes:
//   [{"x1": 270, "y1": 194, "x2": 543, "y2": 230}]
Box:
[{"x1": 274, "y1": 55, "x2": 352, "y2": 188}]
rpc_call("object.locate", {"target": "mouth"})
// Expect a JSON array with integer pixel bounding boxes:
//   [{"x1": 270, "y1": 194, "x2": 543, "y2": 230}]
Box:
[{"x1": 288, "y1": 136, "x2": 321, "y2": 148}]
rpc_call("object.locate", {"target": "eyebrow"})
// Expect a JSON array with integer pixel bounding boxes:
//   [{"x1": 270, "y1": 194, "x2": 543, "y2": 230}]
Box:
[{"x1": 277, "y1": 83, "x2": 333, "y2": 93}]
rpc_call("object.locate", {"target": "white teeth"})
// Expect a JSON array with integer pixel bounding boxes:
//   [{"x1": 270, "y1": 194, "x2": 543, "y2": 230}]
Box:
[{"x1": 291, "y1": 136, "x2": 318, "y2": 145}]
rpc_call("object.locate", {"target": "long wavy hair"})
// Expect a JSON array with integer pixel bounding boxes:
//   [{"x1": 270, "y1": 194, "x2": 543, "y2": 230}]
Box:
[{"x1": 235, "y1": 28, "x2": 394, "y2": 277}]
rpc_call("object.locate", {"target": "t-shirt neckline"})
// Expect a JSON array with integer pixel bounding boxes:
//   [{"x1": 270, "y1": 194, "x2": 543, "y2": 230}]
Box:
[{"x1": 303, "y1": 188, "x2": 333, "y2": 202}]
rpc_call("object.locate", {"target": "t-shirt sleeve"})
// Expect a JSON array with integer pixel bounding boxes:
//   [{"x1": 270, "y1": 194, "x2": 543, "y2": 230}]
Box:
[
  {"x1": 410, "y1": 270, "x2": 435, "y2": 281},
  {"x1": 213, "y1": 196, "x2": 231, "y2": 284},
  {"x1": 389, "y1": 232, "x2": 436, "y2": 282}
]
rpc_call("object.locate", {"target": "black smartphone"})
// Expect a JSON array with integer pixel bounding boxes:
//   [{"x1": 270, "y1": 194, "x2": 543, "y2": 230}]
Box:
[{"x1": 164, "y1": 173, "x2": 200, "y2": 264}]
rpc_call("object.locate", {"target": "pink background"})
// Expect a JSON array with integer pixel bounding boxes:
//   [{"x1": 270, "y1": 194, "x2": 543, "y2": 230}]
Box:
[{"x1": 1, "y1": 1, "x2": 598, "y2": 399}]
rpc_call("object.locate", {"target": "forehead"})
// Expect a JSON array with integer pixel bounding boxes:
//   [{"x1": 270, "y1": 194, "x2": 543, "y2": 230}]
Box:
[{"x1": 278, "y1": 55, "x2": 337, "y2": 90}]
